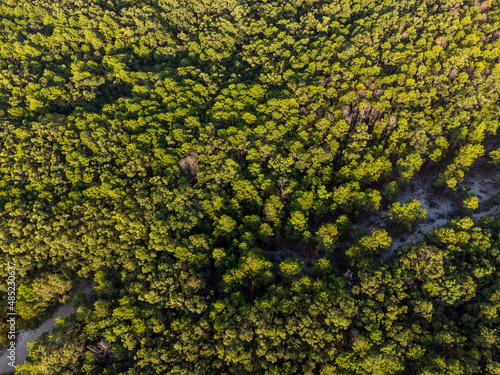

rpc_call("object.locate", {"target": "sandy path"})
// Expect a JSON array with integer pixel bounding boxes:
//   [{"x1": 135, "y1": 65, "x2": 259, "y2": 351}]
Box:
[
  {"x1": 384, "y1": 159, "x2": 500, "y2": 258},
  {"x1": 0, "y1": 281, "x2": 92, "y2": 374}
]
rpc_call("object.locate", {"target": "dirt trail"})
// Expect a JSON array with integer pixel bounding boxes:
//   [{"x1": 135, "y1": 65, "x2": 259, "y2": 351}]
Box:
[
  {"x1": 342, "y1": 156, "x2": 500, "y2": 264},
  {"x1": 384, "y1": 158, "x2": 500, "y2": 259},
  {"x1": 0, "y1": 279, "x2": 93, "y2": 374}
]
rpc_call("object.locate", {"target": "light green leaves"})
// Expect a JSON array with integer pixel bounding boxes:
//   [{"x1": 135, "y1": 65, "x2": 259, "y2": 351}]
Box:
[{"x1": 387, "y1": 199, "x2": 428, "y2": 231}]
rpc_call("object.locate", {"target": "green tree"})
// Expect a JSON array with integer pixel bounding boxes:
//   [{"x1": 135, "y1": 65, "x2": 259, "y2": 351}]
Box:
[
  {"x1": 346, "y1": 229, "x2": 392, "y2": 268},
  {"x1": 490, "y1": 147, "x2": 500, "y2": 165},
  {"x1": 316, "y1": 223, "x2": 339, "y2": 253},
  {"x1": 279, "y1": 258, "x2": 304, "y2": 279},
  {"x1": 462, "y1": 195, "x2": 479, "y2": 214},
  {"x1": 387, "y1": 200, "x2": 428, "y2": 231}
]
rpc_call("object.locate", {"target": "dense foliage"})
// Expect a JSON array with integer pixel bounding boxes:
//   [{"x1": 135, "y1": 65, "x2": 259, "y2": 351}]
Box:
[{"x1": 0, "y1": 0, "x2": 499, "y2": 373}]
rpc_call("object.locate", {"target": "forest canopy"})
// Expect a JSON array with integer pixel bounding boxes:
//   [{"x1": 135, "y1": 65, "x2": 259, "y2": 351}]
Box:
[{"x1": 0, "y1": 0, "x2": 500, "y2": 374}]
